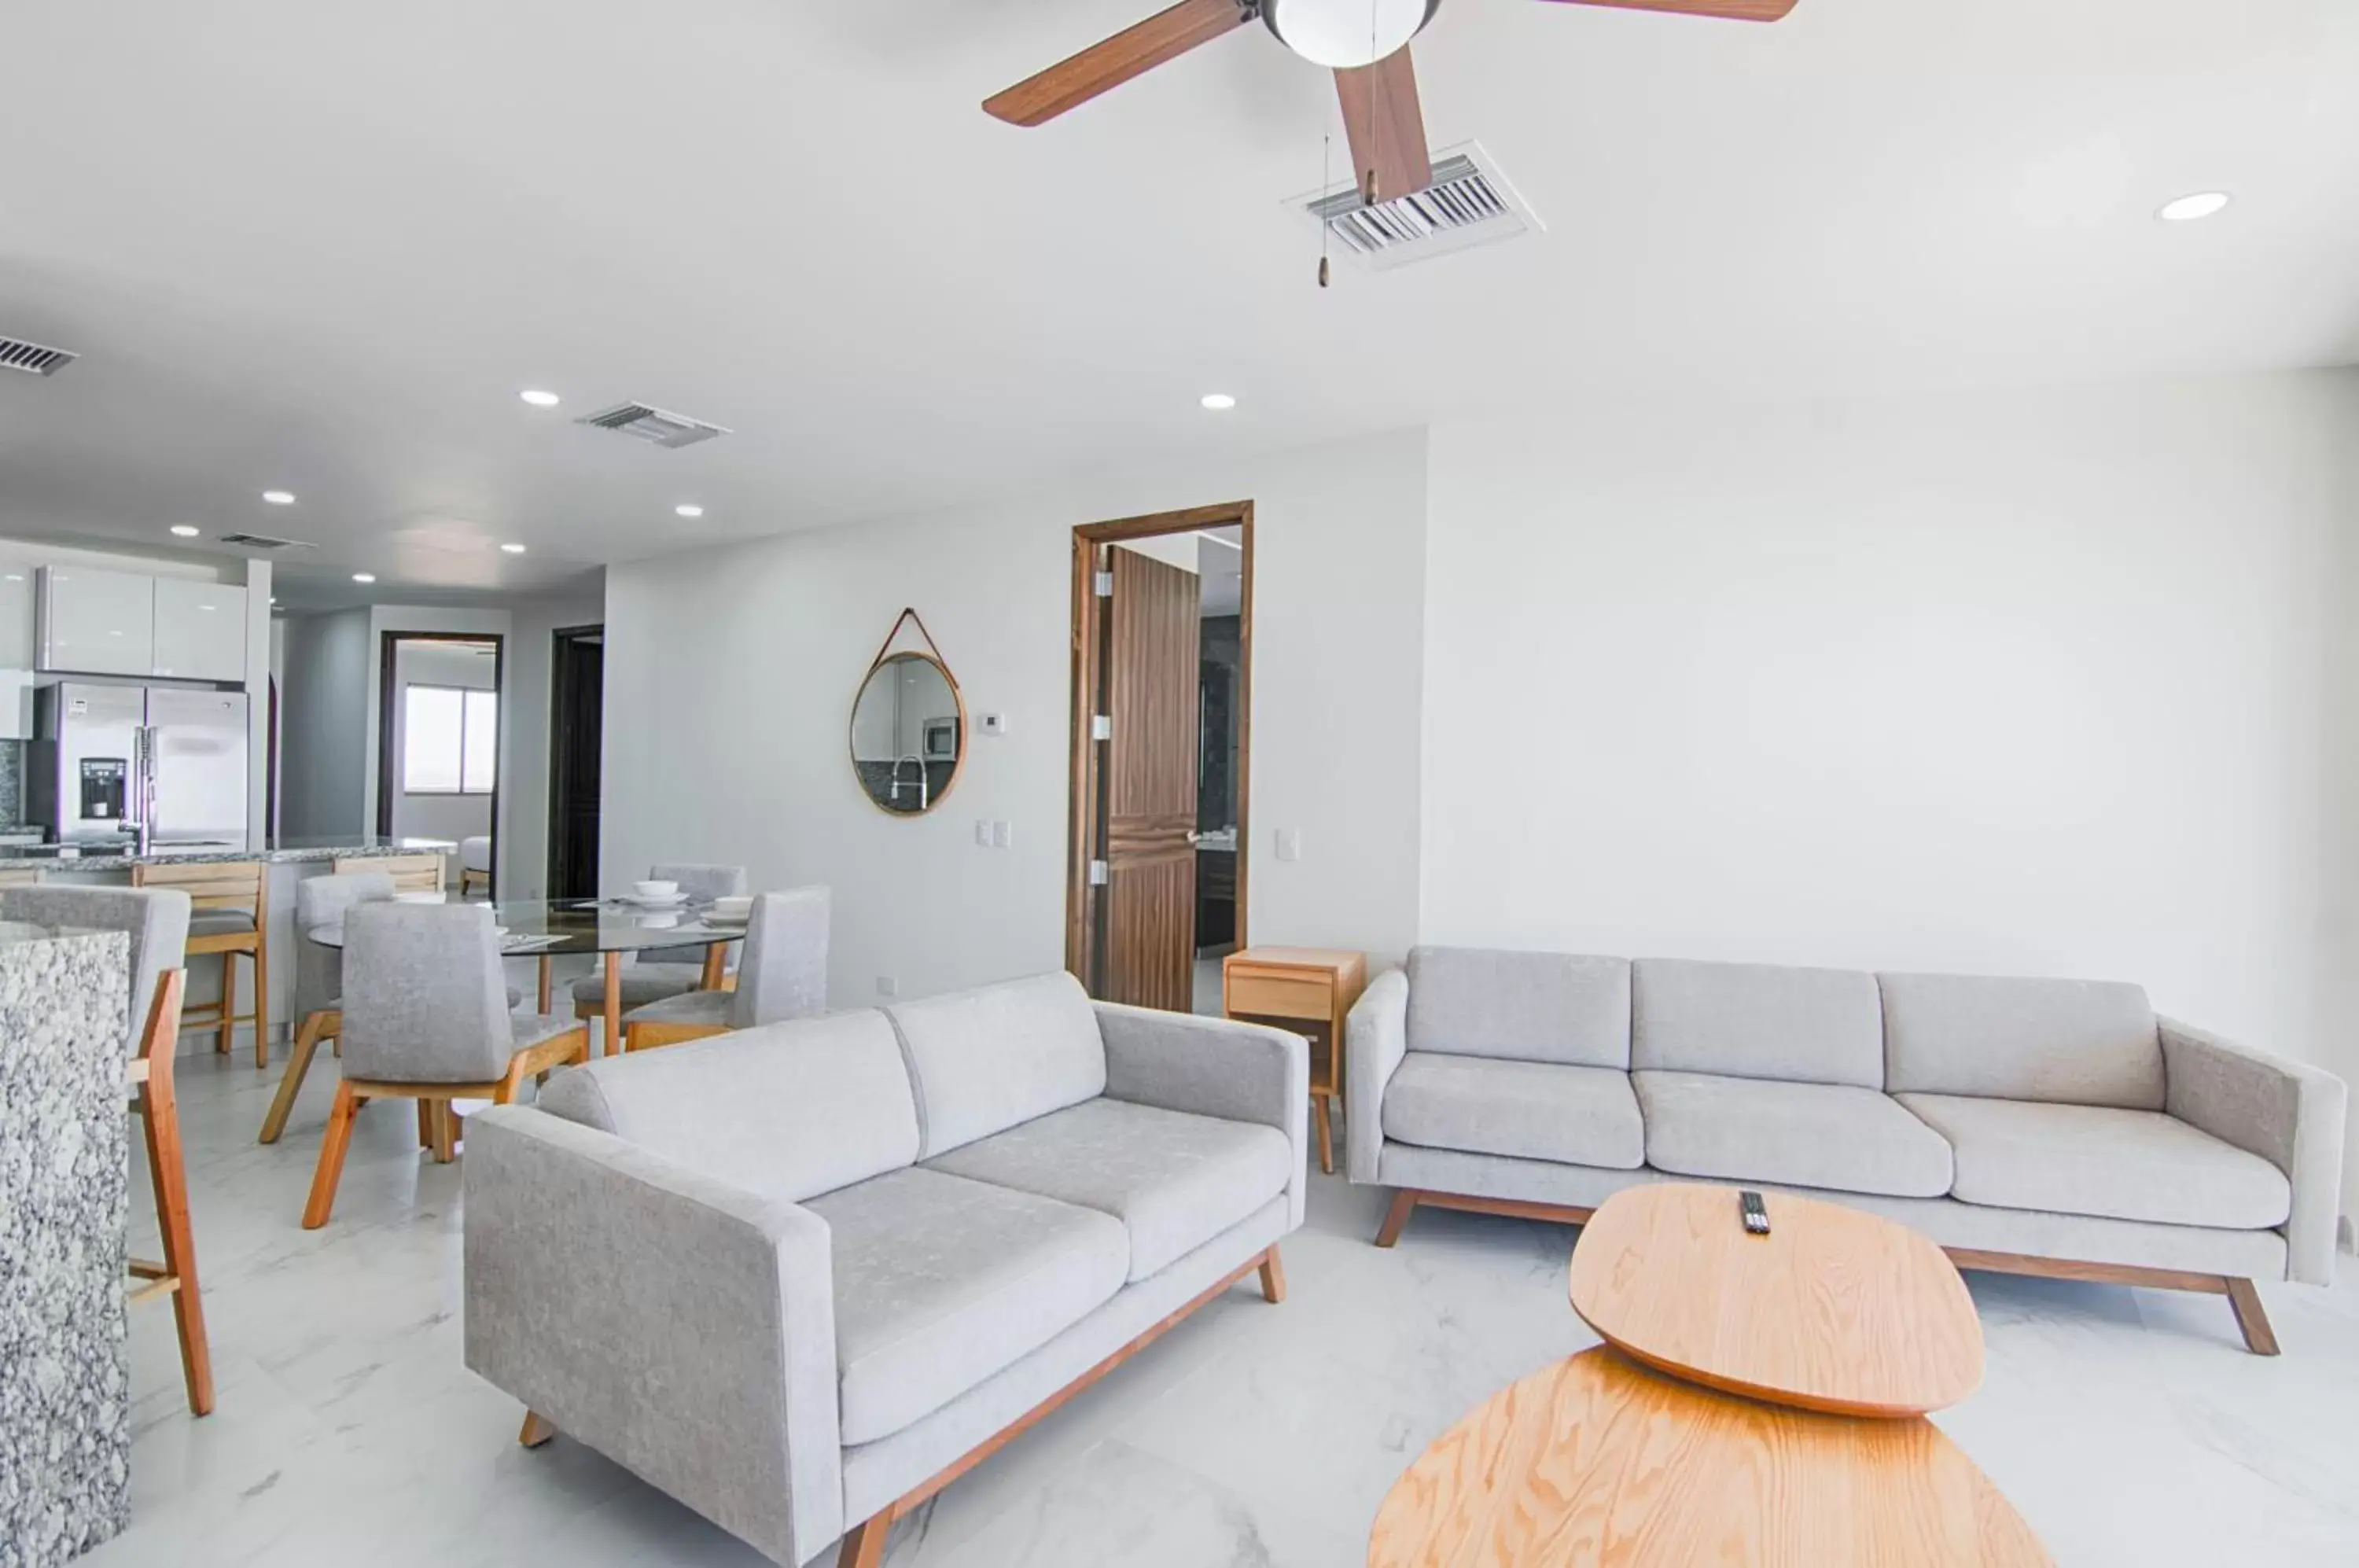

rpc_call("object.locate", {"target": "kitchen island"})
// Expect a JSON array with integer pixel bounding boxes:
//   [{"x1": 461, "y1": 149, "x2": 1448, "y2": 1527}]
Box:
[
  {"x1": 0, "y1": 920, "x2": 131, "y2": 1568},
  {"x1": 16, "y1": 838, "x2": 456, "y2": 1055}
]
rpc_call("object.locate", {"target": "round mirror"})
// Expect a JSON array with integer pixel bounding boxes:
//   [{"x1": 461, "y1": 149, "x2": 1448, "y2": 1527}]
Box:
[{"x1": 850, "y1": 652, "x2": 965, "y2": 815}]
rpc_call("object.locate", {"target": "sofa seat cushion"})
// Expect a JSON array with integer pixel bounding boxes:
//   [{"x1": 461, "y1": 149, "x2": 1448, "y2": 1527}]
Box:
[
  {"x1": 1896, "y1": 1094, "x2": 2291, "y2": 1230},
  {"x1": 1383, "y1": 1053, "x2": 1644, "y2": 1171},
  {"x1": 808, "y1": 1166, "x2": 1128, "y2": 1445},
  {"x1": 1634, "y1": 1071, "x2": 1954, "y2": 1198},
  {"x1": 925, "y1": 1097, "x2": 1290, "y2": 1282}
]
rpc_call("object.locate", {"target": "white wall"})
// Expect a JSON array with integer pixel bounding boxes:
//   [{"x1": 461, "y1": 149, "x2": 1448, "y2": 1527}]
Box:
[
  {"x1": 275, "y1": 608, "x2": 371, "y2": 839},
  {"x1": 388, "y1": 640, "x2": 497, "y2": 845},
  {"x1": 603, "y1": 429, "x2": 1428, "y2": 1007},
  {"x1": 1422, "y1": 370, "x2": 2359, "y2": 1211}
]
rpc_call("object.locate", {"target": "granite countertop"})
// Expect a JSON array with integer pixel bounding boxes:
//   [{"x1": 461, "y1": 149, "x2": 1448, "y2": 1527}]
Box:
[{"x1": 0, "y1": 837, "x2": 456, "y2": 873}]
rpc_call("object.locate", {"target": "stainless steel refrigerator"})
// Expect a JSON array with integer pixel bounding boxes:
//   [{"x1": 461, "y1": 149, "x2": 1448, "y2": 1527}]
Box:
[{"x1": 31, "y1": 683, "x2": 250, "y2": 850}]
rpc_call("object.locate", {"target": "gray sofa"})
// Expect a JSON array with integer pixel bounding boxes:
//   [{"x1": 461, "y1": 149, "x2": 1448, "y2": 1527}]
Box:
[
  {"x1": 1348, "y1": 948, "x2": 2347, "y2": 1354},
  {"x1": 463, "y1": 971, "x2": 1308, "y2": 1568}
]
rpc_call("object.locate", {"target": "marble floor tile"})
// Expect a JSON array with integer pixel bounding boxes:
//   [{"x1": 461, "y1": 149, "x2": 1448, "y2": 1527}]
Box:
[{"x1": 76, "y1": 1051, "x2": 2359, "y2": 1568}]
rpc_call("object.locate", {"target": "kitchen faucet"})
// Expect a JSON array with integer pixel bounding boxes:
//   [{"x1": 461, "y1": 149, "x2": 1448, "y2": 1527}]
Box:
[{"x1": 889, "y1": 754, "x2": 929, "y2": 812}]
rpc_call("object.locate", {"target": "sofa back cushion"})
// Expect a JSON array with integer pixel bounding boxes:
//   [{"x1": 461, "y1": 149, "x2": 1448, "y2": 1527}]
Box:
[
  {"x1": 1406, "y1": 947, "x2": 1632, "y2": 1069},
  {"x1": 1879, "y1": 972, "x2": 2164, "y2": 1110},
  {"x1": 888, "y1": 971, "x2": 1107, "y2": 1158},
  {"x1": 536, "y1": 1010, "x2": 918, "y2": 1203},
  {"x1": 1632, "y1": 958, "x2": 1884, "y2": 1088}
]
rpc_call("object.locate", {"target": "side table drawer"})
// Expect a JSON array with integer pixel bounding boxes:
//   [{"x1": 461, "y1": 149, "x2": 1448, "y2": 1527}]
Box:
[{"x1": 1225, "y1": 968, "x2": 1334, "y2": 1021}]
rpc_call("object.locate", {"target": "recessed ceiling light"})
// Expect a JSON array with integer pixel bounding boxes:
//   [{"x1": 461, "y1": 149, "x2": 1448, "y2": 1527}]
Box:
[
  {"x1": 2158, "y1": 191, "x2": 2231, "y2": 223},
  {"x1": 500, "y1": 542, "x2": 527, "y2": 554},
  {"x1": 675, "y1": 503, "x2": 705, "y2": 518},
  {"x1": 4, "y1": 575, "x2": 21, "y2": 583},
  {"x1": 170, "y1": 525, "x2": 201, "y2": 538},
  {"x1": 1200, "y1": 393, "x2": 1237, "y2": 410},
  {"x1": 520, "y1": 388, "x2": 561, "y2": 407},
  {"x1": 351, "y1": 572, "x2": 376, "y2": 583},
  {"x1": 262, "y1": 490, "x2": 295, "y2": 505}
]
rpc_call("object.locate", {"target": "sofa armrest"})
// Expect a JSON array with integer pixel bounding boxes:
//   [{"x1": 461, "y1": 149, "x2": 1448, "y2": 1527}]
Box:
[
  {"x1": 2160, "y1": 1018, "x2": 2349, "y2": 1286},
  {"x1": 463, "y1": 1106, "x2": 843, "y2": 1565},
  {"x1": 1095, "y1": 1002, "x2": 1311, "y2": 1228},
  {"x1": 1345, "y1": 968, "x2": 1409, "y2": 1185}
]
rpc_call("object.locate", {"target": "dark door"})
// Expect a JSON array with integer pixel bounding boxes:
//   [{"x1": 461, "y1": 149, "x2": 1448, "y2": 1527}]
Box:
[
  {"x1": 1092, "y1": 545, "x2": 1201, "y2": 1010},
  {"x1": 546, "y1": 627, "x2": 603, "y2": 901}
]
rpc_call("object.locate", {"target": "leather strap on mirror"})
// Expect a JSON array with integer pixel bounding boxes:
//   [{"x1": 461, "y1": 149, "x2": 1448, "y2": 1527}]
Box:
[{"x1": 863, "y1": 606, "x2": 955, "y2": 685}]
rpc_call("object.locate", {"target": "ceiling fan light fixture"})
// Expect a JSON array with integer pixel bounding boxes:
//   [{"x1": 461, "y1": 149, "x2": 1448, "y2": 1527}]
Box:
[{"x1": 1264, "y1": 0, "x2": 1440, "y2": 70}]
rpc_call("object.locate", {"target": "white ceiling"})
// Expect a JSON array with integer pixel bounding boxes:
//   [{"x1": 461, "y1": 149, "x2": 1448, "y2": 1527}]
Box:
[{"x1": 3, "y1": 0, "x2": 2355, "y2": 607}]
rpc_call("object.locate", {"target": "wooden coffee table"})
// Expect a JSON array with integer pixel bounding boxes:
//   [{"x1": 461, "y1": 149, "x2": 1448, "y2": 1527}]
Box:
[
  {"x1": 1568, "y1": 1182, "x2": 1984, "y2": 1418},
  {"x1": 1369, "y1": 1183, "x2": 2049, "y2": 1566},
  {"x1": 1367, "y1": 1348, "x2": 2048, "y2": 1566}
]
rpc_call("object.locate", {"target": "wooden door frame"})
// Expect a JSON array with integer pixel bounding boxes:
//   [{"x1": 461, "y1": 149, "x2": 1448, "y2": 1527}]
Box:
[
  {"x1": 545, "y1": 624, "x2": 603, "y2": 902},
  {"x1": 373, "y1": 631, "x2": 506, "y2": 891},
  {"x1": 1065, "y1": 500, "x2": 1254, "y2": 991}
]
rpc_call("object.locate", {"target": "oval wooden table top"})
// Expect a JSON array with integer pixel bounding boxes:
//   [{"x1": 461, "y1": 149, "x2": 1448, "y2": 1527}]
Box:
[
  {"x1": 1367, "y1": 1349, "x2": 2050, "y2": 1568},
  {"x1": 1566, "y1": 1182, "x2": 1984, "y2": 1419}
]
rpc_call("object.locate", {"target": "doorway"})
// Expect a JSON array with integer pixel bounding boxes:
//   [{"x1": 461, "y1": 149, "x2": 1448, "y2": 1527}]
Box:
[
  {"x1": 1065, "y1": 502, "x2": 1253, "y2": 1014},
  {"x1": 546, "y1": 624, "x2": 604, "y2": 902},
  {"x1": 374, "y1": 632, "x2": 504, "y2": 889}
]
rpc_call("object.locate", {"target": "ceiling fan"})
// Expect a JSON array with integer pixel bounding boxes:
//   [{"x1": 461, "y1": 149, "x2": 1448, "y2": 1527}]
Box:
[{"x1": 985, "y1": 1, "x2": 1796, "y2": 207}]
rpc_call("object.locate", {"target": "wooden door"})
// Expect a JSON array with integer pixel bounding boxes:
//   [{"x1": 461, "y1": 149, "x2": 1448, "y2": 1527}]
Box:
[
  {"x1": 1093, "y1": 545, "x2": 1202, "y2": 1010},
  {"x1": 547, "y1": 628, "x2": 603, "y2": 901}
]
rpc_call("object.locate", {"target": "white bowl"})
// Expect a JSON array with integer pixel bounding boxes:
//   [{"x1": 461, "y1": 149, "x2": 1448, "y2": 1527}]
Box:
[
  {"x1": 635, "y1": 879, "x2": 679, "y2": 900},
  {"x1": 710, "y1": 896, "x2": 753, "y2": 921}
]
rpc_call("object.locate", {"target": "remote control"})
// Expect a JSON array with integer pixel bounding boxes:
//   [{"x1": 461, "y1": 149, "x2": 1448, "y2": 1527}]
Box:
[{"x1": 1739, "y1": 1189, "x2": 1771, "y2": 1235}]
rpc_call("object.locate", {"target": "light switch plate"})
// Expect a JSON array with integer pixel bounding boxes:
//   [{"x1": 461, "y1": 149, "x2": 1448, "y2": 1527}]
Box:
[
  {"x1": 992, "y1": 819, "x2": 1012, "y2": 848},
  {"x1": 875, "y1": 976, "x2": 899, "y2": 998},
  {"x1": 1276, "y1": 828, "x2": 1302, "y2": 863},
  {"x1": 975, "y1": 819, "x2": 993, "y2": 847}
]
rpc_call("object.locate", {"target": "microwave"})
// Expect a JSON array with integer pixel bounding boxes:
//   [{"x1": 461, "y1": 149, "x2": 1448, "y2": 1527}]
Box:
[{"x1": 922, "y1": 717, "x2": 959, "y2": 760}]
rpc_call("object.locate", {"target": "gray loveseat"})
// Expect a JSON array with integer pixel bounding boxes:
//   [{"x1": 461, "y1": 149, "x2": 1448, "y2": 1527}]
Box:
[
  {"x1": 463, "y1": 971, "x2": 1308, "y2": 1566},
  {"x1": 1348, "y1": 948, "x2": 2346, "y2": 1354}
]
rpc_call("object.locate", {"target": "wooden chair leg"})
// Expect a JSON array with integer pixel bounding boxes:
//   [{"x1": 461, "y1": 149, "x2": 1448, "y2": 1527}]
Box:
[
  {"x1": 837, "y1": 1511, "x2": 892, "y2": 1568},
  {"x1": 2227, "y1": 1278, "x2": 2280, "y2": 1356},
  {"x1": 518, "y1": 1411, "x2": 556, "y2": 1448},
  {"x1": 429, "y1": 1099, "x2": 457, "y2": 1165},
  {"x1": 138, "y1": 1063, "x2": 214, "y2": 1415},
  {"x1": 1375, "y1": 1188, "x2": 1419, "y2": 1248},
  {"x1": 416, "y1": 1099, "x2": 432, "y2": 1147},
  {"x1": 303, "y1": 1082, "x2": 362, "y2": 1229},
  {"x1": 252, "y1": 938, "x2": 270, "y2": 1070},
  {"x1": 1257, "y1": 1245, "x2": 1286, "y2": 1305},
  {"x1": 258, "y1": 1010, "x2": 331, "y2": 1145},
  {"x1": 217, "y1": 952, "x2": 237, "y2": 1055},
  {"x1": 1312, "y1": 1095, "x2": 1334, "y2": 1176}
]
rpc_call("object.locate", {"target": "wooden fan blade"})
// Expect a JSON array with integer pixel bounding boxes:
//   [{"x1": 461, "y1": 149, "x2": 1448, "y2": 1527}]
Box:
[
  {"x1": 1334, "y1": 48, "x2": 1432, "y2": 206},
  {"x1": 1535, "y1": 0, "x2": 1798, "y2": 20},
  {"x1": 984, "y1": 0, "x2": 1251, "y2": 127}
]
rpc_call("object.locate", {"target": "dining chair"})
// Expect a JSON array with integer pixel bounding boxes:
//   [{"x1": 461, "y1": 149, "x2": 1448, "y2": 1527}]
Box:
[
  {"x1": 621, "y1": 886, "x2": 830, "y2": 1051},
  {"x1": 256, "y1": 870, "x2": 396, "y2": 1144},
  {"x1": 569, "y1": 862, "x2": 748, "y2": 1021},
  {"x1": 336, "y1": 852, "x2": 444, "y2": 894},
  {"x1": 302, "y1": 902, "x2": 589, "y2": 1228},
  {"x1": 133, "y1": 859, "x2": 267, "y2": 1066},
  {"x1": 1, "y1": 884, "x2": 211, "y2": 1415}
]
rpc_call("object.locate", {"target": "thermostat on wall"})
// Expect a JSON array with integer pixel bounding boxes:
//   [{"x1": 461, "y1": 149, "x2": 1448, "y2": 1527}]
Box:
[{"x1": 978, "y1": 712, "x2": 1007, "y2": 737}]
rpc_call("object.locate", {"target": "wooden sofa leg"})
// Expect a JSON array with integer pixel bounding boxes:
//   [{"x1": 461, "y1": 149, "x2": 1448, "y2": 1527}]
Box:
[
  {"x1": 1257, "y1": 1246, "x2": 1286, "y2": 1304},
  {"x1": 518, "y1": 1411, "x2": 556, "y2": 1448},
  {"x1": 2225, "y1": 1279, "x2": 2280, "y2": 1356},
  {"x1": 837, "y1": 1511, "x2": 892, "y2": 1568},
  {"x1": 1375, "y1": 1189, "x2": 1418, "y2": 1248}
]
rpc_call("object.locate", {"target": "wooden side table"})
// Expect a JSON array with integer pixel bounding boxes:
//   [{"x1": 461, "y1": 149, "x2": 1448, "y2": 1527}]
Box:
[{"x1": 1222, "y1": 946, "x2": 1366, "y2": 1175}]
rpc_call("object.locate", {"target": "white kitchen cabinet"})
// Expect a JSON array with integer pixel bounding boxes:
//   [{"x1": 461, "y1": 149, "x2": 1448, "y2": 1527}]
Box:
[
  {"x1": 0, "y1": 552, "x2": 36, "y2": 670},
  {"x1": 152, "y1": 578, "x2": 248, "y2": 681},
  {"x1": 39, "y1": 565, "x2": 156, "y2": 676}
]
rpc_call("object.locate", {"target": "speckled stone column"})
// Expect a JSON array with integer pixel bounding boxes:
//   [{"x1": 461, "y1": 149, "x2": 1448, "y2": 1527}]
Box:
[{"x1": 0, "y1": 926, "x2": 131, "y2": 1568}]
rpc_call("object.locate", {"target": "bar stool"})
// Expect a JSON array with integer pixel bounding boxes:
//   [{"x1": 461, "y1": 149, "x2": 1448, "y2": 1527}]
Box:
[
  {"x1": 621, "y1": 887, "x2": 830, "y2": 1051},
  {"x1": 134, "y1": 860, "x2": 267, "y2": 1068},
  {"x1": 458, "y1": 836, "x2": 492, "y2": 896},
  {"x1": 301, "y1": 902, "x2": 590, "y2": 1228},
  {"x1": 337, "y1": 852, "x2": 444, "y2": 893},
  {"x1": 2, "y1": 884, "x2": 210, "y2": 1415}
]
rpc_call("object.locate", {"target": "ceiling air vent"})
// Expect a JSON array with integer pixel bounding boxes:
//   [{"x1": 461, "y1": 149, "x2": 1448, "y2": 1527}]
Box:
[
  {"x1": 1290, "y1": 142, "x2": 1541, "y2": 272},
  {"x1": 0, "y1": 336, "x2": 79, "y2": 377},
  {"x1": 216, "y1": 532, "x2": 318, "y2": 550},
  {"x1": 576, "y1": 402, "x2": 731, "y2": 450}
]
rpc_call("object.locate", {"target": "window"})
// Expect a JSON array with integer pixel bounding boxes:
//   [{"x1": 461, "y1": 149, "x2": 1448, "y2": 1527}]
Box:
[{"x1": 403, "y1": 685, "x2": 497, "y2": 795}]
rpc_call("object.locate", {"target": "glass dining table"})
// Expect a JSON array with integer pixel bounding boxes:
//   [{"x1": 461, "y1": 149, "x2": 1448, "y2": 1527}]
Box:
[{"x1": 305, "y1": 896, "x2": 747, "y2": 1055}]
